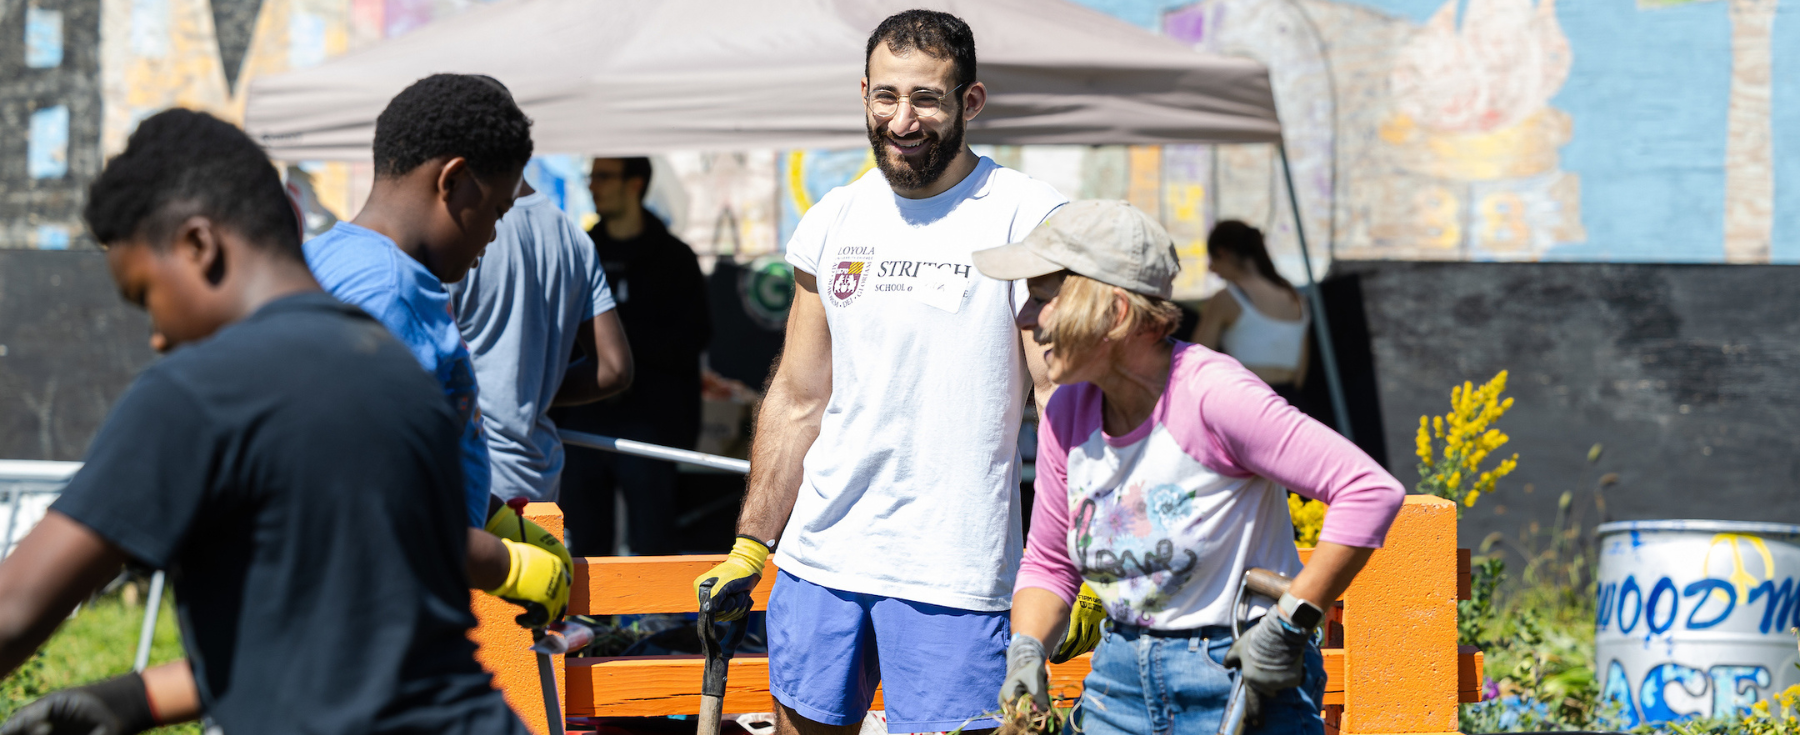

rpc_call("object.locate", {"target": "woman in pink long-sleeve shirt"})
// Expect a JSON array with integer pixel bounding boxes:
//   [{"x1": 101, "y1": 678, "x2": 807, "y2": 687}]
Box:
[{"x1": 972, "y1": 200, "x2": 1404, "y2": 735}]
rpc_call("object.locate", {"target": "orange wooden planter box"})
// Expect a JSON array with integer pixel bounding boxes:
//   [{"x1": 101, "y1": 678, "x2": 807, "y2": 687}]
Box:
[{"x1": 476, "y1": 496, "x2": 1481, "y2": 735}]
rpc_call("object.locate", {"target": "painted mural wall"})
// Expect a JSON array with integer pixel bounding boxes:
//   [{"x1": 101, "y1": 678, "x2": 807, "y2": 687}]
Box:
[{"x1": 3, "y1": 0, "x2": 1792, "y2": 282}]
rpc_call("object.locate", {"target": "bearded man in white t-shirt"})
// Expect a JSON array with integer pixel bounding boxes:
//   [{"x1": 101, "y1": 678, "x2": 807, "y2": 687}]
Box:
[{"x1": 691, "y1": 10, "x2": 1071, "y2": 735}]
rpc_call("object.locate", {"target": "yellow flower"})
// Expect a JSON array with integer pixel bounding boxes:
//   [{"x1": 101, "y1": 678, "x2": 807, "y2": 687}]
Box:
[
  {"x1": 1288, "y1": 494, "x2": 1327, "y2": 547},
  {"x1": 1417, "y1": 371, "x2": 1518, "y2": 515}
]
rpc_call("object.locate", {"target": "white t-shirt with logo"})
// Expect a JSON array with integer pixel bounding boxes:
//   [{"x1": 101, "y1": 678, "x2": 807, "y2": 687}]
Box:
[{"x1": 778, "y1": 157, "x2": 1067, "y2": 611}]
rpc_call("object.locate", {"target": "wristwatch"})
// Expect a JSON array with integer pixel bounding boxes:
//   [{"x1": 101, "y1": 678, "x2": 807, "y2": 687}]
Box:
[{"x1": 1277, "y1": 592, "x2": 1325, "y2": 632}]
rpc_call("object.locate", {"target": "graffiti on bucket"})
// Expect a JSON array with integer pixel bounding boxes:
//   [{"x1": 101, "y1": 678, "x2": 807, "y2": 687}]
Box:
[
  {"x1": 1600, "y1": 659, "x2": 1771, "y2": 728},
  {"x1": 1597, "y1": 536, "x2": 1794, "y2": 637},
  {"x1": 1596, "y1": 530, "x2": 1800, "y2": 726}
]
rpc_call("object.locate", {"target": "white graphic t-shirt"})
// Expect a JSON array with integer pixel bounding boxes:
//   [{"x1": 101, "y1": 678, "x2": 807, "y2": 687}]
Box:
[{"x1": 778, "y1": 157, "x2": 1067, "y2": 611}]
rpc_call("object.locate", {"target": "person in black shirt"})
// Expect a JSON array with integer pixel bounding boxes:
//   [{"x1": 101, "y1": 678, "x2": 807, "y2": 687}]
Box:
[
  {"x1": 552, "y1": 157, "x2": 710, "y2": 556},
  {"x1": 0, "y1": 110, "x2": 524, "y2": 735}
]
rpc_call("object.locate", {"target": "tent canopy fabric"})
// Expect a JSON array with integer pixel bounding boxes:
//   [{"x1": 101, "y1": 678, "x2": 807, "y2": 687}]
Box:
[{"x1": 243, "y1": 0, "x2": 1283, "y2": 160}]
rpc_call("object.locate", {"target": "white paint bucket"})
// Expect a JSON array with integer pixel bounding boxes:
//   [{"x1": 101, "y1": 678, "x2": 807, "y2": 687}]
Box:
[{"x1": 1595, "y1": 520, "x2": 1800, "y2": 727}]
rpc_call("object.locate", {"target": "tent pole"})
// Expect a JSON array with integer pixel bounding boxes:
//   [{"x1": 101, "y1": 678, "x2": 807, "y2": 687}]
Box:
[{"x1": 1278, "y1": 144, "x2": 1354, "y2": 441}]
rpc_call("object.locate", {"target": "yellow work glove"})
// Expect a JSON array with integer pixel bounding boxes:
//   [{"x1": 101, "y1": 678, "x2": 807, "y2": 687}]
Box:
[
  {"x1": 486, "y1": 502, "x2": 573, "y2": 572},
  {"x1": 692, "y1": 536, "x2": 770, "y2": 622},
  {"x1": 486, "y1": 538, "x2": 570, "y2": 628},
  {"x1": 1052, "y1": 583, "x2": 1107, "y2": 663}
]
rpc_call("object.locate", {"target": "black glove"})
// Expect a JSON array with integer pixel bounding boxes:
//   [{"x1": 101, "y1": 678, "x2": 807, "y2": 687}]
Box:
[{"x1": 0, "y1": 673, "x2": 158, "y2": 735}]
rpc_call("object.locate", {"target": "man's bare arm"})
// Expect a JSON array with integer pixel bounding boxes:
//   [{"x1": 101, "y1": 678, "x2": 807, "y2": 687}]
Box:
[
  {"x1": 735, "y1": 271, "x2": 831, "y2": 542},
  {"x1": 0, "y1": 511, "x2": 128, "y2": 677},
  {"x1": 553, "y1": 310, "x2": 634, "y2": 407}
]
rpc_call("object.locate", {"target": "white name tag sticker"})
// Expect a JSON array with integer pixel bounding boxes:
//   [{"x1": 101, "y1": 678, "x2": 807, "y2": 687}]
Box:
[{"x1": 912, "y1": 264, "x2": 970, "y2": 313}]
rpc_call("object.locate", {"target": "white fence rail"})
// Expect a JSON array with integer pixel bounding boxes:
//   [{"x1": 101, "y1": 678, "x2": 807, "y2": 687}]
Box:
[{"x1": 0, "y1": 461, "x2": 78, "y2": 562}]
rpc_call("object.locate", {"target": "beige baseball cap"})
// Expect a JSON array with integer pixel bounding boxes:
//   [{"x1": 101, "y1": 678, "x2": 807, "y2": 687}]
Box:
[{"x1": 972, "y1": 200, "x2": 1181, "y2": 299}]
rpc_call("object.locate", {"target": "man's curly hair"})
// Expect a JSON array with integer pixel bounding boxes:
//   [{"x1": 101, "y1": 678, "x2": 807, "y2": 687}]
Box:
[
  {"x1": 83, "y1": 108, "x2": 301, "y2": 259},
  {"x1": 865, "y1": 10, "x2": 977, "y2": 92},
  {"x1": 373, "y1": 74, "x2": 534, "y2": 179}
]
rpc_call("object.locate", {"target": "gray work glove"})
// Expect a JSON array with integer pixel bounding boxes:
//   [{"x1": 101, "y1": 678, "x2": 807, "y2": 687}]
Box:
[
  {"x1": 1223, "y1": 612, "x2": 1310, "y2": 726},
  {"x1": 998, "y1": 634, "x2": 1051, "y2": 712}
]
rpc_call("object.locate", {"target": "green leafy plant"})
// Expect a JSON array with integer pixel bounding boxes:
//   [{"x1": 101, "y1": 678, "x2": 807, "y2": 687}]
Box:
[
  {"x1": 1459, "y1": 554, "x2": 1504, "y2": 648},
  {"x1": 0, "y1": 652, "x2": 49, "y2": 716},
  {"x1": 1459, "y1": 444, "x2": 1611, "y2": 732}
]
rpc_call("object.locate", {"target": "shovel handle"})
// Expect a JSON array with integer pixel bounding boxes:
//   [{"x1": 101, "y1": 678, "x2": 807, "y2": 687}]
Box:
[
  {"x1": 1243, "y1": 568, "x2": 1292, "y2": 600},
  {"x1": 1218, "y1": 677, "x2": 1252, "y2": 735},
  {"x1": 696, "y1": 586, "x2": 748, "y2": 735},
  {"x1": 698, "y1": 695, "x2": 725, "y2": 735}
]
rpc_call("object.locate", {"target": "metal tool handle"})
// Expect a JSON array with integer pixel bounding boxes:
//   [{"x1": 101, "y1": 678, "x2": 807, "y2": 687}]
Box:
[
  {"x1": 696, "y1": 588, "x2": 749, "y2": 735},
  {"x1": 1220, "y1": 679, "x2": 1252, "y2": 735},
  {"x1": 1243, "y1": 568, "x2": 1293, "y2": 600},
  {"x1": 560, "y1": 430, "x2": 751, "y2": 474},
  {"x1": 1219, "y1": 568, "x2": 1297, "y2": 735},
  {"x1": 535, "y1": 645, "x2": 565, "y2": 735}
]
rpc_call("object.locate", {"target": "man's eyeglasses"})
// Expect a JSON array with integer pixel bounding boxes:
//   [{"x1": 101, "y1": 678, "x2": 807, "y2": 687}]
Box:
[{"x1": 865, "y1": 84, "x2": 966, "y2": 120}]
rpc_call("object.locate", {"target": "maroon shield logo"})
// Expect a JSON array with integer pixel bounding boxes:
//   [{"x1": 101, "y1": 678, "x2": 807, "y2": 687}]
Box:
[{"x1": 830, "y1": 260, "x2": 867, "y2": 305}]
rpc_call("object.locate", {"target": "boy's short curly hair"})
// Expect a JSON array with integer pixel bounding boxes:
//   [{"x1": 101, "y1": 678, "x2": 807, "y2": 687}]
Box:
[
  {"x1": 373, "y1": 74, "x2": 534, "y2": 179},
  {"x1": 83, "y1": 108, "x2": 301, "y2": 259}
]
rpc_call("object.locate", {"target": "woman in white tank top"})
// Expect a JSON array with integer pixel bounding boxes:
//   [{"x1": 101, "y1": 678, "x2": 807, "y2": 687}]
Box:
[{"x1": 1190, "y1": 221, "x2": 1310, "y2": 397}]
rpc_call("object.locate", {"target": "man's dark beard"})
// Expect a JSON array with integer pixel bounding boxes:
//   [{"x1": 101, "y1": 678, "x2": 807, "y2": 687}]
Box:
[{"x1": 868, "y1": 113, "x2": 965, "y2": 191}]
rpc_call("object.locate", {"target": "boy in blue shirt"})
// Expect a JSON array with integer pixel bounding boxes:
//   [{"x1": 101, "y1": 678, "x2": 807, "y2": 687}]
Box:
[{"x1": 303, "y1": 74, "x2": 566, "y2": 623}]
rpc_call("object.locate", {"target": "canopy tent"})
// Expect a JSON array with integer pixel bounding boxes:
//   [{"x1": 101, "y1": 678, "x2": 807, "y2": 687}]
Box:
[
  {"x1": 242, "y1": 0, "x2": 1353, "y2": 438},
  {"x1": 243, "y1": 0, "x2": 1282, "y2": 158}
]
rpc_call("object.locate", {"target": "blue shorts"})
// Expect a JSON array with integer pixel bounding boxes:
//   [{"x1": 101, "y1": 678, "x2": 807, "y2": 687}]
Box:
[
  {"x1": 1071, "y1": 623, "x2": 1325, "y2": 735},
  {"x1": 766, "y1": 570, "x2": 1009, "y2": 734}
]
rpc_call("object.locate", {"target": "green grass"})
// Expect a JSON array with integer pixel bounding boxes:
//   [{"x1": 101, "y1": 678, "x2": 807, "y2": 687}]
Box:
[{"x1": 0, "y1": 590, "x2": 201, "y2": 734}]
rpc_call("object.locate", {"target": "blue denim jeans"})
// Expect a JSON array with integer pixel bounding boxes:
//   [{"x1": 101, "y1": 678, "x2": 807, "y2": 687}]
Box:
[{"x1": 1068, "y1": 623, "x2": 1326, "y2": 735}]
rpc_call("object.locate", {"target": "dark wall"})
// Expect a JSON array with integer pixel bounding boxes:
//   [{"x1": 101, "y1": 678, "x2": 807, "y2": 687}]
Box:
[
  {"x1": 0, "y1": 250, "x2": 154, "y2": 460},
  {"x1": 1339, "y1": 260, "x2": 1800, "y2": 553}
]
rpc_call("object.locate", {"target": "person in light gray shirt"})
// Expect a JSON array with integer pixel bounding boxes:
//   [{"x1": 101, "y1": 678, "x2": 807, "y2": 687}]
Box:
[{"x1": 451, "y1": 181, "x2": 633, "y2": 502}]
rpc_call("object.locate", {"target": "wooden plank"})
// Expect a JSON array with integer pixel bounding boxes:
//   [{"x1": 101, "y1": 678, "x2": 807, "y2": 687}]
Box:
[
  {"x1": 568, "y1": 650, "x2": 1481, "y2": 716},
  {"x1": 1457, "y1": 549, "x2": 1471, "y2": 601},
  {"x1": 564, "y1": 645, "x2": 1486, "y2": 717},
  {"x1": 1323, "y1": 648, "x2": 1344, "y2": 705},
  {"x1": 573, "y1": 549, "x2": 1472, "y2": 615},
  {"x1": 564, "y1": 654, "x2": 1099, "y2": 717},
  {"x1": 572, "y1": 557, "x2": 780, "y2": 616},
  {"x1": 1458, "y1": 646, "x2": 1485, "y2": 704}
]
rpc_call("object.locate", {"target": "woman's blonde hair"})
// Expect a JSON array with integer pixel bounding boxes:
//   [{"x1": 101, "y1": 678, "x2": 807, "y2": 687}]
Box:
[{"x1": 1045, "y1": 273, "x2": 1184, "y2": 358}]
